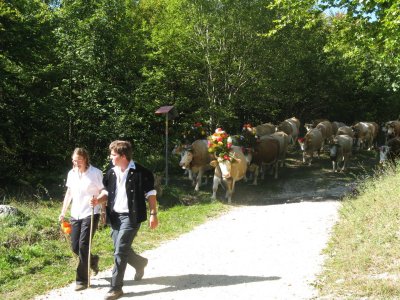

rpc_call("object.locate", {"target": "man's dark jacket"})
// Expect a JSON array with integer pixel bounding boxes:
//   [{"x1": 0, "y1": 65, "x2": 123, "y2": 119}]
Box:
[{"x1": 103, "y1": 163, "x2": 155, "y2": 224}]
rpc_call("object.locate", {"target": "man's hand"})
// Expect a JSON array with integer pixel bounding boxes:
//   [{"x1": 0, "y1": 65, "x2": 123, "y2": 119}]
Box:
[{"x1": 149, "y1": 214, "x2": 158, "y2": 229}]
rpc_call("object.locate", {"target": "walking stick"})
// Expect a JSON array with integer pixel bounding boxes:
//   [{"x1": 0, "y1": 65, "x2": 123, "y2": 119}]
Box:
[{"x1": 88, "y1": 197, "x2": 95, "y2": 287}]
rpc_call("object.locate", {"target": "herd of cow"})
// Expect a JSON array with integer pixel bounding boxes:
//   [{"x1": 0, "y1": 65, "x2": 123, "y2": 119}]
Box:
[{"x1": 173, "y1": 118, "x2": 400, "y2": 203}]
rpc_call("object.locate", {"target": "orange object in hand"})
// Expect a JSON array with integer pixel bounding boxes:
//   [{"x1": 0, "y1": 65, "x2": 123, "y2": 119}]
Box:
[{"x1": 61, "y1": 221, "x2": 72, "y2": 234}]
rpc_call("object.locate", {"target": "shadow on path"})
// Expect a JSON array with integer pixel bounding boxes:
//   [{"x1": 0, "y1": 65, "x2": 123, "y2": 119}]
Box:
[{"x1": 98, "y1": 274, "x2": 280, "y2": 296}]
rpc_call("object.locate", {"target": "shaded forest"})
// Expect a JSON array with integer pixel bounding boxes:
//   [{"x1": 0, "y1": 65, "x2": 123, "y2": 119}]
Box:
[{"x1": 1, "y1": 0, "x2": 399, "y2": 196}]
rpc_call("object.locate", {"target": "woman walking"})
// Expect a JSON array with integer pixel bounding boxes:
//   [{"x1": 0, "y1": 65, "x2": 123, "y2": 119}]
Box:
[{"x1": 59, "y1": 147, "x2": 105, "y2": 291}]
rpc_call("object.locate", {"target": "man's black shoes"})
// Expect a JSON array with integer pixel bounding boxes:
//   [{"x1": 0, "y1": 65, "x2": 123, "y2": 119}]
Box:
[
  {"x1": 74, "y1": 283, "x2": 87, "y2": 291},
  {"x1": 104, "y1": 288, "x2": 123, "y2": 300},
  {"x1": 134, "y1": 257, "x2": 148, "y2": 281}
]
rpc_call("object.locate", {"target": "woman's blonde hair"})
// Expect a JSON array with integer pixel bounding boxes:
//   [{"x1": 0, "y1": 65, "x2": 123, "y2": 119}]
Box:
[{"x1": 72, "y1": 147, "x2": 90, "y2": 170}]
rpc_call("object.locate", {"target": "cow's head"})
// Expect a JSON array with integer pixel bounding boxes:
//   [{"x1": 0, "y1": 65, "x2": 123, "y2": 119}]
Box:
[
  {"x1": 216, "y1": 156, "x2": 242, "y2": 179},
  {"x1": 172, "y1": 143, "x2": 190, "y2": 156},
  {"x1": 216, "y1": 157, "x2": 233, "y2": 179},
  {"x1": 304, "y1": 123, "x2": 313, "y2": 132},
  {"x1": 179, "y1": 147, "x2": 193, "y2": 169},
  {"x1": 297, "y1": 137, "x2": 306, "y2": 151},
  {"x1": 242, "y1": 124, "x2": 256, "y2": 135},
  {"x1": 242, "y1": 147, "x2": 253, "y2": 165},
  {"x1": 387, "y1": 125, "x2": 396, "y2": 138},
  {"x1": 330, "y1": 141, "x2": 341, "y2": 161}
]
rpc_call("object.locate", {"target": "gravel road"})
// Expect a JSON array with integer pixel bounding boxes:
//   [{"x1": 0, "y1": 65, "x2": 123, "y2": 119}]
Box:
[{"x1": 35, "y1": 199, "x2": 339, "y2": 300}]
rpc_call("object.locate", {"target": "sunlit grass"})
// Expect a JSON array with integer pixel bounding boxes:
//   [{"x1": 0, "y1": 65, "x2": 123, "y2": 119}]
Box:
[{"x1": 317, "y1": 162, "x2": 400, "y2": 299}]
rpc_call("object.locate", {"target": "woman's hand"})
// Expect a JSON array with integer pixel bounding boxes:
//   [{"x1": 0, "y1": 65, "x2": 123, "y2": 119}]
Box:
[
  {"x1": 89, "y1": 197, "x2": 99, "y2": 207},
  {"x1": 58, "y1": 213, "x2": 64, "y2": 222}
]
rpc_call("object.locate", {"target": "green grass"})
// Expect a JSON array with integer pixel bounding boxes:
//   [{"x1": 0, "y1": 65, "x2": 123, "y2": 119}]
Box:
[
  {"x1": 317, "y1": 163, "x2": 400, "y2": 299},
  {"x1": 0, "y1": 188, "x2": 229, "y2": 300}
]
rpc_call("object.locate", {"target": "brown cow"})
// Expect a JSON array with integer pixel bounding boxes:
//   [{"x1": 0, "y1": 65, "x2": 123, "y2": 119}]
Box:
[
  {"x1": 245, "y1": 137, "x2": 280, "y2": 185},
  {"x1": 384, "y1": 120, "x2": 400, "y2": 141},
  {"x1": 260, "y1": 131, "x2": 289, "y2": 167},
  {"x1": 287, "y1": 117, "x2": 301, "y2": 131},
  {"x1": 179, "y1": 139, "x2": 212, "y2": 191},
  {"x1": 379, "y1": 137, "x2": 400, "y2": 165},
  {"x1": 365, "y1": 121, "x2": 379, "y2": 148},
  {"x1": 329, "y1": 135, "x2": 353, "y2": 172},
  {"x1": 210, "y1": 146, "x2": 247, "y2": 203},
  {"x1": 316, "y1": 120, "x2": 334, "y2": 146},
  {"x1": 254, "y1": 123, "x2": 276, "y2": 137},
  {"x1": 298, "y1": 128, "x2": 324, "y2": 165},
  {"x1": 277, "y1": 118, "x2": 299, "y2": 145},
  {"x1": 352, "y1": 122, "x2": 374, "y2": 150}
]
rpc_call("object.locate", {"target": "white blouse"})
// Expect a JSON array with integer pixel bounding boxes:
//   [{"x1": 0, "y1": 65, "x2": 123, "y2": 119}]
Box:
[{"x1": 66, "y1": 165, "x2": 104, "y2": 219}]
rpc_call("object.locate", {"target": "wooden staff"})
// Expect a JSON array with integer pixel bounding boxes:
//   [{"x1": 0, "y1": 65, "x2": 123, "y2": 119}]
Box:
[{"x1": 88, "y1": 197, "x2": 94, "y2": 287}]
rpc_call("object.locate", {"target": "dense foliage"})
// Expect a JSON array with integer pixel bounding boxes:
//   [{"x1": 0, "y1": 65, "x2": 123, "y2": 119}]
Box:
[{"x1": 1, "y1": 0, "x2": 399, "y2": 196}]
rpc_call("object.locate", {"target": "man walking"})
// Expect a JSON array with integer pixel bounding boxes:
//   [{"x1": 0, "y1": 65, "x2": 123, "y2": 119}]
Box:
[{"x1": 93, "y1": 140, "x2": 159, "y2": 300}]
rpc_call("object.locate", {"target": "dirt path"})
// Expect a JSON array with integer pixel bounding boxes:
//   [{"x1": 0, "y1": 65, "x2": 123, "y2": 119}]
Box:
[
  {"x1": 34, "y1": 150, "x2": 376, "y2": 300},
  {"x1": 35, "y1": 201, "x2": 339, "y2": 300}
]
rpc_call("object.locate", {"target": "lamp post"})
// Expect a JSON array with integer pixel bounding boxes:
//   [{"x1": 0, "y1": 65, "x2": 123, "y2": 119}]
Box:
[{"x1": 155, "y1": 105, "x2": 177, "y2": 186}]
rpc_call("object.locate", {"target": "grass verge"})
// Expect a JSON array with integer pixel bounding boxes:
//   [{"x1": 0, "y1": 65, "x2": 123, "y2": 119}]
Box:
[
  {"x1": 317, "y1": 163, "x2": 400, "y2": 299},
  {"x1": 0, "y1": 187, "x2": 229, "y2": 300}
]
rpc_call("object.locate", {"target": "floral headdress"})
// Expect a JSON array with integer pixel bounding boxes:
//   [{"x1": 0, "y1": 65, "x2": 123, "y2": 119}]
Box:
[{"x1": 207, "y1": 128, "x2": 236, "y2": 161}]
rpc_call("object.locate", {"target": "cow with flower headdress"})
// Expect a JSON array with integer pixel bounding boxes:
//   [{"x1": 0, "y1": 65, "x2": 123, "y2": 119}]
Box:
[{"x1": 208, "y1": 128, "x2": 247, "y2": 203}]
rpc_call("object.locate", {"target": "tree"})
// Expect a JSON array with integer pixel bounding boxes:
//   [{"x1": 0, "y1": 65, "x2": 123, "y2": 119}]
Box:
[
  {"x1": 266, "y1": 0, "x2": 400, "y2": 121},
  {"x1": 0, "y1": 0, "x2": 63, "y2": 189}
]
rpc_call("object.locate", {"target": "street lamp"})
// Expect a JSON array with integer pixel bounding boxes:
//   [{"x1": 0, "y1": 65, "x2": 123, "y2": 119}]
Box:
[{"x1": 155, "y1": 105, "x2": 178, "y2": 186}]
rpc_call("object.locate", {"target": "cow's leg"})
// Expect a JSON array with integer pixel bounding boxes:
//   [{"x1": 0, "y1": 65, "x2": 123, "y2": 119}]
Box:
[
  {"x1": 341, "y1": 155, "x2": 348, "y2": 172},
  {"x1": 308, "y1": 153, "x2": 313, "y2": 166},
  {"x1": 203, "y1": 173, "x2": 208, "y2": 186},
  {"x1": 281, "y1": 152, "x2": 286, "y2": 167},
  {"x1": 368, "y1": 137, "x2": 374, "y2": 151},
  {"x1": 247, "y1": 164, "x2": 256, "y2": 183},
  {"x1": 274, "y1": 162, "x2": 279, "y2": 179},
  {"x1": 191, "y1": 170, "x2": 197, "y2": 187},
  {"x1": 243, "y1": 172, "x2": 248, "y2": 183},
  {"x1": 332, "y1": 160, "x2": 337, "y2": 172},
  {"x1": 212, "y1": 176, "x2": 220, "y2": 199},
  {"x1": 267, "y1": 164, "x2": 273, "y2": 177},
  {"x1": 320, "y1": 141, "x2": 325, "y2": 151},
  {"x1": 337, "y1": 159, "x2": 342, "y2": 171},
  {"x1": 194, "y1": 168, "x2": 204, "y2": 191},
  {"x1": 302, "y1": 151, "x2": 307, "y2": 164},
  {"x1": 188, "y1": 169, "x2": 193, "y2": 181},
  {"x1": 225, "y1": 180, "x2": 233, "y2": 204},
  {"x1": 252, "y1": 165, "x2": 259, "y2": 185}
]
